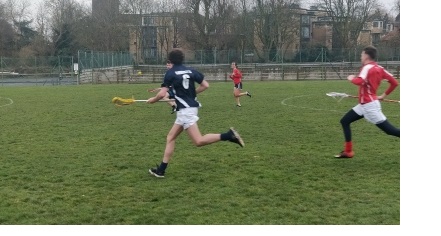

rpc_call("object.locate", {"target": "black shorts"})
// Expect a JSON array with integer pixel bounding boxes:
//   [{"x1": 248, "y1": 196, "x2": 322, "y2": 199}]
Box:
[{"x1": 234, "y1": 82, "x2": 243, "y2": 90}]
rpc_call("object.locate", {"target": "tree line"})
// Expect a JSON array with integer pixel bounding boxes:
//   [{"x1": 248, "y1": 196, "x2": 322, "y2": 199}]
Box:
[{"x1": 0, "y1": 0, "x2": 400, "y2": 61}]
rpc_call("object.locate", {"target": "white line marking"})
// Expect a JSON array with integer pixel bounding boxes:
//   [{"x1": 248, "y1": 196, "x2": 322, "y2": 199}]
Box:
[
  {"x1": 0, "y1": 97, "x2": 14, "y2": 108},
  {"x1": 281, "y1": 95, "x2": 342, "y2": 113}
]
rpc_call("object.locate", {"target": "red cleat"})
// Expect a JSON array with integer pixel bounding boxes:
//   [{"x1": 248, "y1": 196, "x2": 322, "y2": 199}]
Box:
[{"x1": 334, "y1": 151, "x2": 354, "y2": 158}]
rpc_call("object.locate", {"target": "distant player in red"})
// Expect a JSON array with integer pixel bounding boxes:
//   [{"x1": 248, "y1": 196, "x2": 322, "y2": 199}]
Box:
[
  {"x1": 230, "y1": 62, "x2": 251, "y2": 107},
  {"x1": 335, "y1": 46, "x2": 400, "y2": 158}
]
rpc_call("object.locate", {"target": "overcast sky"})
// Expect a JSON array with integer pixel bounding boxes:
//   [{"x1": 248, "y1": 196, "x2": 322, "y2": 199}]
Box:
[{"x1": 28, "y1": 0, "x2": 398, "y2": 15}]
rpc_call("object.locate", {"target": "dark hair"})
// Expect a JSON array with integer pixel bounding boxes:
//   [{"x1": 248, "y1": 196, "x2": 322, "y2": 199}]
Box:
[
  {"x1": 231, "y1": 61, "x2": 238, "y2": 68},
  {"x1": 166, "y1": 60, "x2": 171, "y2": 64},
  {"x1": 363, "y1": 46, "x2": 377, "y2": 60},
  {"x1": 168, "y1": 49, "x2": 184, "y2": 65}
]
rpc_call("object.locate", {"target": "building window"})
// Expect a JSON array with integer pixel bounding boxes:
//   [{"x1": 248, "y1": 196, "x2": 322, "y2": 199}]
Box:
[
  {"x1": 372, "y1": 33, "x2": 380, "y2": 44},
  {"x1": 373, "y1": 21, "x2": 383, "y2": 28},
  {"x1": 301, "y1": 26, "x2": 310, "y2": 38},
  {"x1": 143, "y1": 17, "x2": 153, "y2": 26},
  {"x1": 301, "y1": 15, "x2": 310, "y2": 24},
  {"x1": 145, "y1": 49, "x2": 157, "y2": 59},
  {"x1": 386, "y1": 24, "x2": 394, "y2": 32}
]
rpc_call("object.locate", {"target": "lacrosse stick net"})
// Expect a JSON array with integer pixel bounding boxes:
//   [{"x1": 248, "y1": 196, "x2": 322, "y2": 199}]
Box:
[
  {"x1": 112, "y1": 96, "x2": 175, "y2": 106},
  {"x1": 326, "y1": 92, "x2": 400, "y2": 103}
]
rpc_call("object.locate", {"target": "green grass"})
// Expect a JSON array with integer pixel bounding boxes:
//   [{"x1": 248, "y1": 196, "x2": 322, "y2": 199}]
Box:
[{"x1": 0, "y1": 80, "x2": 400, "y2": 225}]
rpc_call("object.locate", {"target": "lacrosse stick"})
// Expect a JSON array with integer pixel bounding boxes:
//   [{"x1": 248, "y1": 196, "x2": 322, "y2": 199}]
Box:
[
  {"x1": 112, "y1": 96, "x2": 175, "y2": 106},
  {"x1": 326, "y1": 92, "x2": 400, "y2": 103}
]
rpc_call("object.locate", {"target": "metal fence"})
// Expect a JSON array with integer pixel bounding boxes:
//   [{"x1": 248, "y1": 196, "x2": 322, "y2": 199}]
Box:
[
  {"x1": 1, "y1": 47, "x2": 399, "y2": 86},
  {"x1": 77, "y1": 51, "x2": 133, "y2": 70},
  {"x1": 0, "y1": 56, "x2": 77, "y2": 86},
  {"x1": 114, "y1": 61, "x2": 399, "y2": 84},
  {"x1": 0, "y1": 51, "x2": 134, "y2": 86},
  {"x1": 142, "y1": 46, "x2": 400, "y2": 65}
]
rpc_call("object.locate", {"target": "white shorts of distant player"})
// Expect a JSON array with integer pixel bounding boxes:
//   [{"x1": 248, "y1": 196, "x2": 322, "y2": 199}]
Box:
[
  {"x1": 175, "y1": 107, "x2": 200, "y2": 130},
  {"x1": 352, "y1": 100, "x2": 387, "y2": 125}
]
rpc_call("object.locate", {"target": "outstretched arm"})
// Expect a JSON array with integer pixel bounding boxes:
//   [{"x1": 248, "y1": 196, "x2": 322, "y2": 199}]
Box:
[
  {"x1": 147, "y1": 87, "x2": 168, "y2": 104},
  {"x1": 148, "y1": 88, "x2": 161, "y2": 93}
]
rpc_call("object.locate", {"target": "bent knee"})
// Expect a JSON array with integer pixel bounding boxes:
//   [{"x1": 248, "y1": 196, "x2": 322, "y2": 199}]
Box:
[
  {"x1": 340, "y1": 118, "x2": 347, "y2": 125},
  {"x1": 193, "y1": 140, "x2": 205, "y2": 147},
  {"x1": 166, "y1": 135, "x2": 177, "y2": 143}
]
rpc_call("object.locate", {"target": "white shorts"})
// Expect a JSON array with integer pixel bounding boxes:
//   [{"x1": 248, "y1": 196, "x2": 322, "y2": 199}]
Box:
[
  {"x1": 352, "y1": 100, "x2": 387, "y2": 125},
  {"x1": 175, "y1": 107, "x2": 200, "y2": 130}
]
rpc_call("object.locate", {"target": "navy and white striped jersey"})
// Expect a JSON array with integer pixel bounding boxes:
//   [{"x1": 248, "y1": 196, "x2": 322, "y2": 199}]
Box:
[{"x1": 161, "y1": 64, "x2": 204, "y2": 110}]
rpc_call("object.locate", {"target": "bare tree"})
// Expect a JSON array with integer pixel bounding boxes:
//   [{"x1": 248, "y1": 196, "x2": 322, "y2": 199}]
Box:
[
  {"x1": 254, "y1": 0, "x2": 302, "y2": 62},
  {"x1": 1, "y1": 0, "x2": 33, "y2": 54},
  {"x1": 149, "y1": 1, "x2": 182, "y2": 61},
  {"x1": 43, "y1": 0, "x2": 87, "y2": 55},
  {"x1": 0, "y1": 20, "x2": 15, "y2": 56},
  {"x1": 180, "y1": 0, "x2": 215, "y2": 50},
  {"x1": 35, "y1": 2, "x2": 50, "y2": 38},
  {"x1": 3, "y1": 0, "x2": 31, "y2": 25},
  {"x1": 0, "y1": 3, "x2": 15, "y2": 56},
  {"x1": 228, "y1": 0, "x2": 256, "y2": 62},
  {"x1": 179, "y1": 0, "x2": 238, "y2": 63},
  {"x1": 120, "y1": 0, "x2": 154, "y2": 14},
  {"x1": 392, "y1": 0, "x2": 399, "y2": 14},
  {"x1": 315, "y1": 0, "x2": 378, "y2": 56}
]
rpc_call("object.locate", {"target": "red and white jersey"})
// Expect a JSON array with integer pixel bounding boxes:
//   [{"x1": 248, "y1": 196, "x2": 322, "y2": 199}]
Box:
[
  {"x1": 351, "y1": 62, "x2": 399, "y2": 104},
  {"x1": 230, "y1": 68, "x2": 242, "y2": 84}
]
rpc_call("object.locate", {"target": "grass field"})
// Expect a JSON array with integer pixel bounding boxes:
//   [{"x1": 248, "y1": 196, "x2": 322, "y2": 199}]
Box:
[{"x1": 0, "y1": 80, "x2": 400, "y2": 225}]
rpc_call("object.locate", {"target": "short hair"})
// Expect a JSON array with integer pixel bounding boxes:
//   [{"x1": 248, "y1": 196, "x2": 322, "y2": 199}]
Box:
[
  {"x1": 363, "y1": 46, "x2": 377, "y2": 60},
  {"x1": 231, "y1": 61, "x2": 238, "y2": 68},
  {"x1": 168, "y1": 49, "x2": 184, "y2": 65}
]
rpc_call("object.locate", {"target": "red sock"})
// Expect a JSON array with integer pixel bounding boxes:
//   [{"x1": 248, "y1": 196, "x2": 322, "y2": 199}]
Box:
[{"x1": 345, "y1": 141, "x2": 353, "y2": 153}]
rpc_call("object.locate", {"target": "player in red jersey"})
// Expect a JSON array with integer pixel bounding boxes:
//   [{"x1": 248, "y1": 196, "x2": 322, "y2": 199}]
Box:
[
  {"x1": 335, "y1": 46, "x2": 400, "y2": 158},
  {"x1": 230, "y1": 62, "x2": 251, "y2": 107}
]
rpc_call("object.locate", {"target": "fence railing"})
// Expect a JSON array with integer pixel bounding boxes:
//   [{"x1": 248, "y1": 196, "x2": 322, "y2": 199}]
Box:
[
  {"x1": 0, "y1": 56, "x2": 77, "y2": 86},
  {"x1": 77, "y1": 51, "x2": 134, "y2": 70},
  {"x1": 1, "y1": 47, "x2": 400, "y2": 86},
  {"x1": 140, "y1": 46, "x2": 400, "y2": 65},
  {"x1": 104, "y1": 61, "x2": 400, "y2": 84}
]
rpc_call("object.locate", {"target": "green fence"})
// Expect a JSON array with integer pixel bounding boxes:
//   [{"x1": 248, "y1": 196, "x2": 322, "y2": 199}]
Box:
[
  {"x1": 0, "y1": 56, "x2": 77, "y2": 86},
  {"x1": 1, "y1": 47, "x2": 399, "y2": 86},
  {"x1": 140, "y1": 46, "x2": 400, "y2": 65},
  {"x1": 77, "y1": 51, "x2": 134, "y2": 70},
  {"x1": 0, "y1": 51, "x2": 134, "y2": 86}
]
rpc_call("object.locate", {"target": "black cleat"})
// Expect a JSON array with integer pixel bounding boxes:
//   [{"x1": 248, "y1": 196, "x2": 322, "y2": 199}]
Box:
[
  {"x1": 149, "y1": 165, "x2": 165, "y2": 178},
  {"x1": 236, "y1": 104, "x2": 241, "y2": 107},
  {"x1": 228, "y1": 127, "x2": 245, "y2": 147},
  {"x1": 246, "y1": 91, "x2": 252, "y2": 98}
]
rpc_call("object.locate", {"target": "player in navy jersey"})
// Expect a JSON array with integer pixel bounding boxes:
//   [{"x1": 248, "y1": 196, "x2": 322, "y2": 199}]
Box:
[{"x1": 146, "y1": 49, "x2": 245, "y2": 178}]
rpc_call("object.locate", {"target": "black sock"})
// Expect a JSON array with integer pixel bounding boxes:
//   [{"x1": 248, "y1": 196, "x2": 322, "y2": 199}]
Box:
[
  {"x1": 220, "y1": 131, "x2": 232, "y2": 141},
  {"x1": 158, "y1": 162, "x2": 168, "y2": 172}
]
